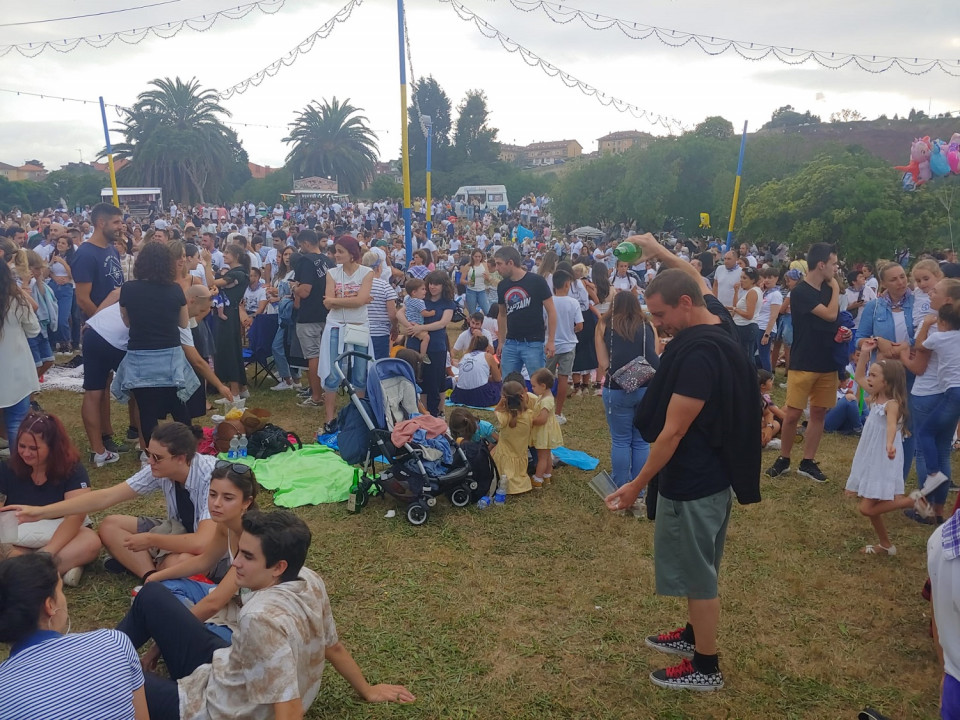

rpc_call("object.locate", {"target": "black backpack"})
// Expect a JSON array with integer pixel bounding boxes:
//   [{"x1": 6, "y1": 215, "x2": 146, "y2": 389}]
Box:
[
  {"x1": 457, "y1": 440, "x2": 500, "y2": 502},
  {"x1": 247, "y1": 424, "x2": 302, "y2": 459}
]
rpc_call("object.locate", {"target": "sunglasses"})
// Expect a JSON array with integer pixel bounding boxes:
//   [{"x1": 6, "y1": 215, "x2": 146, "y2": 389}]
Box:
[
  {"x1": 147, "y1": 451, "x2": 169, "y2": 463},
  {"x1": 215, "y1": 460, "x2": 254, "y2": 476}
]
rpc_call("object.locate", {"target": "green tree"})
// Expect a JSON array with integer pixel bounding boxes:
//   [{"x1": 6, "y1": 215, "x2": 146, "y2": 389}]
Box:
[
  {"x1": 44, "y1": 165, "x2": 105, "y2": 209},
  {"x1": 232, "y1": 169, "x2": 293, "y2": 205},
  {"x1": 363, "y1": 174, "x2": 404, "y2": 200},
  {"x1": 693, "y1": 116, "x2": 735, "y2": 140},
  {"x1": 108, "y1": 77, "x2": 241, "y2": 203},
  {"x1": 761, "y1": 105, "x2": 822, "y2": 130},
  {"x1": 452, "y1": 90, "x2": 499, "y2": 164},
  {"x1": 283, "y1": 97, "x2": 378, "y2": 195}
]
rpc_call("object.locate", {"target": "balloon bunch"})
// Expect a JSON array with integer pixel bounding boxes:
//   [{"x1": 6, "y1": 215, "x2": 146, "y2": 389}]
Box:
[{"x1": 896, "y1": 134, "x2": 960, "y2": 190}]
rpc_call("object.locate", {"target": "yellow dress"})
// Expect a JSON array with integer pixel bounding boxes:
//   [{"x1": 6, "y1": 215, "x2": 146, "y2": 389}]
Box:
[
  {"x1": 530, "y1": 394, "x2": 562, "y2": 450},
  {"x1": 492, "y1": 408, "x2": 533, "y2": 494}
]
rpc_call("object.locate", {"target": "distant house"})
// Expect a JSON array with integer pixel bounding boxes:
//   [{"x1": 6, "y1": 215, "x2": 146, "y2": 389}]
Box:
[
  {"x1": 523, "y1": 139, "x2": 582, "y2": 166},
  {"x1": 498, "y1": 144, "x2": 525, "y2": 165},
  {"x1": 0, "y1": 162, "x2": 49, "y2": 181},
  {"x1": 597, "y1": 130, "x2": 654, "y2": 155},
  {"x1": 90, "y1": 159, "x2": 131, "y2": 174},
  {"x1": 247, "y1": 162, "x2": 278, "y2": 180}
]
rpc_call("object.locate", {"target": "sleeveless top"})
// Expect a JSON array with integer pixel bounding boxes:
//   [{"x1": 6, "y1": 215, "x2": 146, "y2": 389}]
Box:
[{"x1": 456, "y1": 351, "x2": 492, "y2": 390}]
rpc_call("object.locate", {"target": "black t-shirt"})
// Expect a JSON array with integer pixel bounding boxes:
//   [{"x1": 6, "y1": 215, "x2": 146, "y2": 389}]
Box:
[
  {"x1": 120, "y1": 281, "x2": 186, "y2": 351},
  {"x1": 497, "y1": 271, "x2": 553, "y2": 342},
  {"x1": 0, "y1": 461, "x2": 90, "y2": 507},
  {"x1": 294, "y1": 252, "x2": 333, "y2": 324},
  {"x1": 658, "y1": 346, "x2": 732, "y2": 501},
  {"x1": 705, "y1": 294, "x2": 738, "y2": 339},
  {"x1": 789, "y1": 279, "x2": 838, "y2": 373},
  {"x1": 71, "y1": 241, "x2": 124, "y2": 315}
]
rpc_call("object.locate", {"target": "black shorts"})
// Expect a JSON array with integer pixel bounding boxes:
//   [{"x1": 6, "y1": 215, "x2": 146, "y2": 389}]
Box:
[{"x1": 82, "y1": 328, "x2": 126, "y2": 391}]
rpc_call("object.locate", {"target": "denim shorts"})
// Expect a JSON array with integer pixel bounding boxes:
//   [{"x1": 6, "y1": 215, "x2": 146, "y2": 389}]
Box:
[{"x1": 28, "y1": 331, "x2": 54, "y2": 366}]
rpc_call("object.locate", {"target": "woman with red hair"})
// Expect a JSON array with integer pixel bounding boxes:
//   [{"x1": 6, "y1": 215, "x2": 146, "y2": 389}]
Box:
[{"x1": 0, "y1": 412, "x2": 101, "y2": 586}]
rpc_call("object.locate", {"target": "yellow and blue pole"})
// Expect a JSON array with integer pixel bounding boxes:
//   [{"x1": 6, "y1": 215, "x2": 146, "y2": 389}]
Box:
[
  {"x1": 725, "y1": 120, "x2": 748, "y2": 252},
  {"x1": 397, "y1": 0, "x2": 413, "y2": 265},
  {"x1": 99, "y1": 96, "x2": 119, "y2": 207},
  {"x1": 424, "y1": 118, "x2": 433, "y2": 238}
]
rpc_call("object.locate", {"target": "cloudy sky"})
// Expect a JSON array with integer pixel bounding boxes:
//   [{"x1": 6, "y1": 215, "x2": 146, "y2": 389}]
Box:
[{"x1": 1, "y1": 0, "x2": 959, "y2": 171}]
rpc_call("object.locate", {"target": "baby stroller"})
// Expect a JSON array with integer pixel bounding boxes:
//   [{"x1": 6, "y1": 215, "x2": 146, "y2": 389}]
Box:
[{"x1": 334, "y1": 352, "x2": 479, "y2": 525}]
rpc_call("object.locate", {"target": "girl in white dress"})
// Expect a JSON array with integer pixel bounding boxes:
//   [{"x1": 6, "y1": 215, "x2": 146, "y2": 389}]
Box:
[{"x1": 845, "y1": 338, "x2": 930, "y2": 555}]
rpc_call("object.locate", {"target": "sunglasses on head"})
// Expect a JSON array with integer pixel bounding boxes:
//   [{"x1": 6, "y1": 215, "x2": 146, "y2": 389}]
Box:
[{"x1": 215, "y1": 460, "x2": 254, "y2": 476}]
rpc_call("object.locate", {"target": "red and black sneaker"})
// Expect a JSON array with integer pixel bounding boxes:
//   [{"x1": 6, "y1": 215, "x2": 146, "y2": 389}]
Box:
[
  {"x1": 645, "y1": 627, "x2": 694, "y2": 659},
  {"x1": 649, "y1": 657, "x2": 724, "y2": 691}
]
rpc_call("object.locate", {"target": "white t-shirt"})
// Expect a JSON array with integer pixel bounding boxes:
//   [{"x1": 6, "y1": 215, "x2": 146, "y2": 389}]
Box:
[
  {"x1": 913, "y1": 289, "x2": 932, "y2": 330},
  {"x1": 551, "y1": 295, "x2": 583, "y2": 354},
  {"x1": 714, "y1": 265, "x2": 740, "y2": 307},
  {"x1": 928, "y1": 523, "x2": 960, "y2": 681},
  {"x1": 243, "y1": 285, "x2": 266, "y2": 314},
  {"x1": 84, "y1": 303, "x2": 129, "y2": 350},
  {"x1": 482, "y1": 316, "x2": 499, "y2": 342},
  {"x1": 845, "y1": 285, "x2": 877, "y2": 328},
  {"x1": 913, "y1": 324, "x2": 942, "y2": 397},
  {"x1": 611, "y1": 274, "x2": 638, "y2": 293},
  {"x1": 756, "y1": 288, "x2": 783, "y2": 332},
  {"x1": 453, "y1": 328, "x2": 495, "y2": 354},
  {"x1": 246, "y1": 251, "x2": 262, "y2": 270},
  {"x1": 924, "y1": 329, "x2": 960, "y2": 391}
]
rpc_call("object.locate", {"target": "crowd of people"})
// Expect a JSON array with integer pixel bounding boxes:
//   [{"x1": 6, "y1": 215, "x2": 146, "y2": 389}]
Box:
[{"x1": 2, "y1": 193, "x2": 960, "y2": 714}]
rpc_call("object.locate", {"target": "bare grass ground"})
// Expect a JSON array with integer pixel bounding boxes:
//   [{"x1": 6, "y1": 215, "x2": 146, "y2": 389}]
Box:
[{"x1": 5, "y1": 365, "x2": 948, "y2": 719}]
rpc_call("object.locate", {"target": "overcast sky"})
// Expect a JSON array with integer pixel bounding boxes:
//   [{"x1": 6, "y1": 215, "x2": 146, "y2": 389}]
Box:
[{"x1": 1, "y1": 0, "x2": 959, "y2": 171}]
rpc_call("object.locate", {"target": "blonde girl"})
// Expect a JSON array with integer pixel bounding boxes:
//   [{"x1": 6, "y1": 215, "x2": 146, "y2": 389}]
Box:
[
  {"x1": 844, "y1": 340, "x2": 920, "y2": 555},
  {"x1": 530, "y1": 368, "x2": 562, "y2": 489},
  {"x1": 911, "y1": 258, "x2": 942, "y2": 331}
]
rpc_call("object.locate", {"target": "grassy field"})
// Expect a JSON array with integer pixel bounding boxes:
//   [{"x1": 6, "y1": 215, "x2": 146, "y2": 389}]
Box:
[{"x1": 8, "y1": 360, "x2": 949, "y2": 720}]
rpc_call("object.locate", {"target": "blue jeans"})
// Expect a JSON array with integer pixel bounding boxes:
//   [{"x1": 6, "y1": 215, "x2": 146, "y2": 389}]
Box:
[
  {"x1": 271, "y1": 324, "x2": 292, "y2": 379},
  {"x1": 913, "y1": 392, "x2": 954, "y2": 505},
  {"x1": 917, "y1": 386, "x2": 960, "y2": 479},
  {"x1": 51, "y1": 281, "x2": 74, "y2": 346},
  {"x1": 602, "y1": 387, "x2": 649, "y2": 487},
  {"x1": 736, "y1": 323, "x2": 758, "y2": 363},
  {"x1": 824, "y1": 398, "x2": 863, "y2": 434},
  {"x1": 322, "y1": 326, "x2": 368, "y2": 391},
  {"x1": 3, "y1": 394, "x2": 31, "y2": 445},
  {"x1": 465, "y1": 288, "x2": 490, "y2": 315},
  {"x1": 756, "y1": 335, "x2": 772, "y2": 371},
  {"x1": 500, "y1": 340, "x2": 545, "y2": 378},
  {"x1": 160, "y1": 579, "x2": 233, "y2": 643}
]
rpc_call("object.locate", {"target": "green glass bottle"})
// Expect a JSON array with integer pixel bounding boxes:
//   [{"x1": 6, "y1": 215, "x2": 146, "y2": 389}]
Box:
[{"x1": 613, "y1": 241, "x2": 642, "y2": 264}]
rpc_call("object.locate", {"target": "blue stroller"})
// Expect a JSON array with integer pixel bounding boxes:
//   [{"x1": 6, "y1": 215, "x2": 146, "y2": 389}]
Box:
[{"x1": 334, "y1": 353, "x2": 479, "y2": 525}]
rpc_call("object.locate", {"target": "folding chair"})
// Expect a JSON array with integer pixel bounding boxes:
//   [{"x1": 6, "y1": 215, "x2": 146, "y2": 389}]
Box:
[{"x1": 244, "y1": 313, "x2": 280, "y2": 387}]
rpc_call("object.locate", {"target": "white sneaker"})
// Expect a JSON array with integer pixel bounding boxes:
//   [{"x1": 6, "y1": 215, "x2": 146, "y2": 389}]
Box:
[
  {"x1": 556, "y1": 414, "x2": 567, "y2": 425},
  {"x1": 239, "y1": 389, "x2": 251, "y2": 399},
  {"x1": 766, "y1": 438, "x2": 781, "y2": 450},
  {"x1": 922, "y1": 471, "x2": 950, "y2": 497},
  {"x1": 62, "y1": 567, "x2": 83, "y2": 587},
  {"x1": 93, "y1": 450, "x2": 120, "y2": 467},
  {"x1": 270, "y1": 380, "x2": 295, "y2": 391}
]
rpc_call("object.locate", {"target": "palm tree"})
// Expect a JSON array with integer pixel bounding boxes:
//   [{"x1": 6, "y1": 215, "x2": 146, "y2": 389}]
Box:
[
  {"x1": 283, "y1": 97, "x2": 378, "y2": 195},
  {"x1": 105, "y1": 77, "x2": 241, "y2": 203}
]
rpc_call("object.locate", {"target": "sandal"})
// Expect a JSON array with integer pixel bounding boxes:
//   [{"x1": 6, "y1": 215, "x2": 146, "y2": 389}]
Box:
[
  {"x1": 910, "y1": 490, "x2": 935, "y2": 519},
  {"x1": 863, "y1": 544, "x2": 897, "y2": 556}
]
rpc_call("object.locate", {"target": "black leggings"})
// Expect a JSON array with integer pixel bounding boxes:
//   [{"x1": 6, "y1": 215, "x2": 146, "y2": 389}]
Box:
[
  {"x1": 131, "y1": 387, "x2": 190, "y2": 445},
  {"x1": 420, "y1": 349, "x2": 448, "y2": 417},
  {"x1": 117, "y1": 582, "x2": 230, "y2": 720}
]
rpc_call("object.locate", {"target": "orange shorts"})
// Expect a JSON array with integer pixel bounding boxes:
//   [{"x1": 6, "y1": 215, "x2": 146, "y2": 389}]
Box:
[{"x1": 785, "y1": 370, "x2": 837, "y2": 410}]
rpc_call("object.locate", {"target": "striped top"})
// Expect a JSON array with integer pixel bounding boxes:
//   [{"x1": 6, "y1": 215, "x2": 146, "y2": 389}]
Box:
[
  {"x1": 368, "y1": 278, "x2": 398, "y2": 336},
  {"x1": 0, "y1": 629, "x2": 143, "y2": 720}
]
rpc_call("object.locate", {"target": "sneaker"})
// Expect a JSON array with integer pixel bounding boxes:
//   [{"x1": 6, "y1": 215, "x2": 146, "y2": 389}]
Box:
[
  {"x1": 421, "y1": 355, "x2": 432, "y2": 365},
  {"x1": 903, "y1": 508, "x2": 936, "y2": 526},
  {"x1": 766, "y1": 456, "x2": 790, "y2": 478},
  {"x1": 239, "y1": 389, "x2": 250, "y2": 399},
  {"x1": 765, "y1": 438, "x2": 781, "y2": 451},
  {"x1": 650, "y1": 658, "x2": 723, "y2": 691},
  {"x1": 493, "y1": 492, "x2": 506, "y2": 505},
  {"x1": 62, "y1": 566, "x2": 83, "y2": 588},
  {"x1": 126, "y1": 425, "x2": 140, "y2": 441},
  {"x1": 270, "y1": 380, "x2": 296, "y2": 391},
  {"x1": 922, "y1": 471, "x2": 950, "y2": 497},
  {"x1": 556, "y1": 414, "x2": 567, "y2": 426},
  {"x1": 103, "y1": 557, "x2": 130, "y2": 575},
  {"x1": 30, "y1": 400, "x2": 43, "y2": 412},
  {"x1": 645, "y1": 627, "x2": 695, "y2": 659},
  {"x1": 102, "y1": 436, "x2": 130, "y2": 454},
  {"x1": 322, "y1": 420, "x2": 339, "y2": 435},
  {"x1": 797, "y1": 459, "x2": 828, "y2": 483},
  {"x1": 532, "y1": 477, "x2": 543, "y2": 490},
  {"x1": 299, "y1": 397, "x2": 324, "y2": 408},
  {"x1": 93, "y1": 450, "x2": 120, "y2": 468}
]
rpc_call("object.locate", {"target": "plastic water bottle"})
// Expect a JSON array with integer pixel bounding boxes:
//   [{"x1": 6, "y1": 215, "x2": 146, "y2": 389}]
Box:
[
  {"x1": 228, "y1": 436, "x2": 239, "y2": 460},
  {"x1": 238, "y1": 434, "x2": 248, "y2": 458}
]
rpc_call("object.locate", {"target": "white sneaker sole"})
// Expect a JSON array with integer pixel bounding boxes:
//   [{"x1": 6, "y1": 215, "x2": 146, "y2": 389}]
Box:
[
  {"x1": 644, "y1": 637, "x2": 694, "y2": 659},
  {"x1": 922, "y1": 472, "x2": 950, "y2": 497},
  {"x1": 649, "y1": 672, "x2": 724, "y2": 691}
]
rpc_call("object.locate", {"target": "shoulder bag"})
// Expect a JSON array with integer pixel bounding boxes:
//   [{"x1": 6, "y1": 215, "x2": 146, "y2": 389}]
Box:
[{"x1": 609, "y1": 323, "x2": 656, "y2": 392}]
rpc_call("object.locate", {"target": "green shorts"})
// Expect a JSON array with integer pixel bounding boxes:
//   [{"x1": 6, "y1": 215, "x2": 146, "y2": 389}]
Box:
[{"x1": 654, "y1": 488, "x2": 733, "y2": 600}]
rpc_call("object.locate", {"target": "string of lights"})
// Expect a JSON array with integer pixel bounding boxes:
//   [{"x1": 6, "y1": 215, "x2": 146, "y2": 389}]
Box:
[
  {"x1": 1, "y1": 0, "x2": 287, "y2": 58},
  {"x1": 0, "y1": 1, "x2": 184, "y2": 28},
  {"x1": 439, "y1": 0, "x2": 685, "y2": 131},
  {"x1": 218, "y1": 0, "x2": 364, "y2": 99},
  {"x1": 503, "y1": 0, "x2": 960, "y2": 77}
]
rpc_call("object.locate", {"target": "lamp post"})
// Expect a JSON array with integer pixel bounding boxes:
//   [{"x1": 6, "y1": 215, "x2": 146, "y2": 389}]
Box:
[{"x1": 420, "y1": 114, "x2": 433, "y2": 238}]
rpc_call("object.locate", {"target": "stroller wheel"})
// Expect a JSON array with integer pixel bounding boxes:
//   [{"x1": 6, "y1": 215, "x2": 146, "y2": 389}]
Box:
[
  {"x1": 450, "y1": 487, "x2": 471, "y2": 508},
  {"x1": 468, "y1": 480, "x2": 478, "y2": 491},
  {"x1": 426, "y1": 496, "x2": 437, "y2": 508},
  {"x1": 407, "y1": 502, "x2": 428, "y2": 526}
]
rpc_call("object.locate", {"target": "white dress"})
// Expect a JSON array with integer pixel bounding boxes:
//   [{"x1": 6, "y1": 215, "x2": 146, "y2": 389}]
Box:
[{"x1": 845, "y1": 400, "x2": 904, "y2": 500}]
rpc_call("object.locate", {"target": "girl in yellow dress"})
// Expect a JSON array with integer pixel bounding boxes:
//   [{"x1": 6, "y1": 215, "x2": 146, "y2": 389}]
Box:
[
  {"x1": 530, "y1": 368, "x2": 563, "y2": 489},
  {"x1": 491, "y1": 380, "x2": 534, "y2": 502}
]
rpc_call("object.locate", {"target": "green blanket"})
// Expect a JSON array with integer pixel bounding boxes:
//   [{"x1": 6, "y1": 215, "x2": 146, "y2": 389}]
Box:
[{"x1": 217, "y1": 445, "x2": 355, "y2": 507}]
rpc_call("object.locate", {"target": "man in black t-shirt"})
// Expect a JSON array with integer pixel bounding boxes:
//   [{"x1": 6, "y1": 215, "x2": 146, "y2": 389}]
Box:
[
  {"x1": 493, "y1": 246, "x2": 556, "y2": 377},
  {"x1": 766, "y1": 243, "x2": 840, "y2": 483},
  {"x1": 293, "y1": 230, "x2": 333, "y2": 407}
]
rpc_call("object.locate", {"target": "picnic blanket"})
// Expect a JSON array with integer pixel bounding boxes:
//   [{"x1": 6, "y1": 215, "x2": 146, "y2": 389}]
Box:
[
  {"x1": 39, "y1": 364, "x2": 85, "y2": 392},
  {"x1": 446, "y1": 400, "x2": 497, "y2": 412}
]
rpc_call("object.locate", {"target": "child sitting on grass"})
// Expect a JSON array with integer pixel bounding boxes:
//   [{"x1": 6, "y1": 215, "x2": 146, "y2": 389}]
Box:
[
  {"x1": 449, "y1": 407, "x2": 498, "y2": 445},
  {"x1": 399, "y1": 278, "x2": 435, "y2": 364},
  {"x1": 758, "y1": 370, "x2": 784, "y2": 450}
]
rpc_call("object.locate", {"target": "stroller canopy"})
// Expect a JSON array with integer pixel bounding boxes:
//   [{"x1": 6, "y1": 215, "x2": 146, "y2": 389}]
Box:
[{"x1": 366, "y1": 358, "x2": 422, "y2": 429}]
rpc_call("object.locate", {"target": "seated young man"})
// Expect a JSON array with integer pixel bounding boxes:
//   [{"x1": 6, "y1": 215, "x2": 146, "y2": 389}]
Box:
[
  {"x1": 8, "y1": 422, "x2": 218, "y2": 583},
  {"x1": 117, "y1": 509, "x2": 416, "y2": 720},
  {"x1": 451, "y1": 312, "x2": 496, "y2": 363}
]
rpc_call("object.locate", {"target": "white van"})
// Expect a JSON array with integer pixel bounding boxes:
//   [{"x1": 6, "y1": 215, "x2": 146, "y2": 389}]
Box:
[{"x1": 453, "y1": 185, "x2": 508, "y2": 216}]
